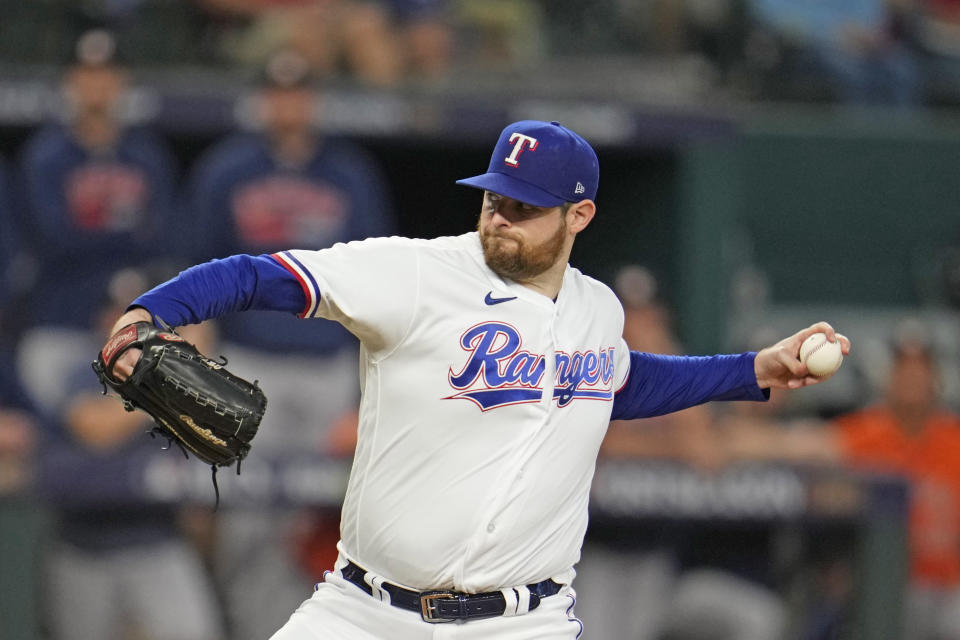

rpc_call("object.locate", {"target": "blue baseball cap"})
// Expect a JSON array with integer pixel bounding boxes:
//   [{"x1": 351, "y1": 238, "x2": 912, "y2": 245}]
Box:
[{"x1": 457, "y1": 120, "x2": 599, "y2": 207}]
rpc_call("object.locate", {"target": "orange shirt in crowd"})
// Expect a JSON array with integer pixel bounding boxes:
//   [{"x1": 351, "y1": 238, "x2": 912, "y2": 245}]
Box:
[{"x1": 835, "y1": 407, "x2": 960, "y2": 586}]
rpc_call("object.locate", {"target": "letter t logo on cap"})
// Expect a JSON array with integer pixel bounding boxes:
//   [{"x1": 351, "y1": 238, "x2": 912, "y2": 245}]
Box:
[{"x1": 504, "y1": 133, "x2": 538, "y2": 167}]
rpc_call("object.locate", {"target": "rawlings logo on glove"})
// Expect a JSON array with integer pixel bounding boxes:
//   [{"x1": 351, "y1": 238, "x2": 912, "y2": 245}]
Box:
[{"x1": 92, "y1": 321, "x2": 267, "y2": 502}]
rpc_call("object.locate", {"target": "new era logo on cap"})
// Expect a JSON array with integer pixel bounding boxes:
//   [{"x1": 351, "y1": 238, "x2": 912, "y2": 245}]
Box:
[{"x1": 456, "y1": 120, "x2": 599, "y2": 208}]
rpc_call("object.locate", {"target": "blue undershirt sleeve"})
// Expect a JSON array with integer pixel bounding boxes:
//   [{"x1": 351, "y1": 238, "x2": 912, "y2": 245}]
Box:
[
  {"x1": 611, "y1": 351, "x2": 769, "y2": 421},
  {"x1": 129, "y1": 254, "x2": 306, "y2": 327}
]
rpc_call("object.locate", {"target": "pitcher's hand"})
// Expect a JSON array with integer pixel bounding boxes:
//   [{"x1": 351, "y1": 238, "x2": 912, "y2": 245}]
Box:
[
  {"x1": 755, "y1": 322, "x2": 851, "y2": 390},
  {"x1": 105, "y1": 307, "x2": 153, "y2": 380}
]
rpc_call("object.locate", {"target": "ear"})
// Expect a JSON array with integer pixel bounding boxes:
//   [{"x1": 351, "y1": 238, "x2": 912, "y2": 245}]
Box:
[{"x1": 565, "y1": 199, "x2": 596, "y2": 234}]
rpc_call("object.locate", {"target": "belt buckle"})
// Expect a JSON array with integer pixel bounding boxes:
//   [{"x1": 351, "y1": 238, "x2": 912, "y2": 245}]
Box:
[{"x1": 420, "y1": 591, "x2": 457, "y2": 623}]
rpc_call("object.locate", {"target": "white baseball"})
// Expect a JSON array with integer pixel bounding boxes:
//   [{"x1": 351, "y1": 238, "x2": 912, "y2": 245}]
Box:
[{"x1": 799, "y1": 332, "x2": 843, "y2": 377}]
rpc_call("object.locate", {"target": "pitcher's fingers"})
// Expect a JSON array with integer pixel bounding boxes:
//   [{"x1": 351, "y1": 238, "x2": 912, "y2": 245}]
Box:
[
  {"x1": 777, "y1": 347, "x2": 808, "y2": 377},
  {"x1": 836, "y1": 333, "x2": 852, "y2": 354},
  {"x1": 799, "y1": 321, "x2": 836, "y2": 343},
  {"x1": 112, "y1": 349, "x2": 141, "y2": 381}
]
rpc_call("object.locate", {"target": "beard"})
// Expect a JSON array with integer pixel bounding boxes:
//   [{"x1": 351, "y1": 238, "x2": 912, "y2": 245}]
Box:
[{"x1": 478, "y1": 216, "x2": 568, "y2": 281}]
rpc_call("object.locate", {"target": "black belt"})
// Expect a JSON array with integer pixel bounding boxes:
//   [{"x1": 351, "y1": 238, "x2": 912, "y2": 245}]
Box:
[{"x1": 340, "y1": 560, "x2": 563, "y2": 623}]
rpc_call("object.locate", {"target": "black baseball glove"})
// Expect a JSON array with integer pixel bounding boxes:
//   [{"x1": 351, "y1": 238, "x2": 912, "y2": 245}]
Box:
[{"x1": 92, "y1": 321, "x2": 266, "y2": 477}]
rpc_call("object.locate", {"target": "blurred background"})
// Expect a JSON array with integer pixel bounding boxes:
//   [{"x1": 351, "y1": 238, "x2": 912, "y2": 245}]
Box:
[{"x1": 3, "y1": 1, "x2": 960, "y2": 639}]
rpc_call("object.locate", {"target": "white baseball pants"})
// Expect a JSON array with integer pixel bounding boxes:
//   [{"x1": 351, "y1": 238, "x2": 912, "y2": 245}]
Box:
[{"x1": 269, "y1": 570, "x2": 584, "y2": 640}]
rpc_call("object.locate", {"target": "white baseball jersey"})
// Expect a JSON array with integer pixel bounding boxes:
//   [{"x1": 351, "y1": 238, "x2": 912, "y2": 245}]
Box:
[{"x1": 274, "y1": 231, "x2": 630, "y2": 593}]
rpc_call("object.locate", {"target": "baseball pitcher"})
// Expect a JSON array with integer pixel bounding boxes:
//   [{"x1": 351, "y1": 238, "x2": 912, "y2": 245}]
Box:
[{"x1": 102, "y1": 120, "x2": 850, "y2": 639}]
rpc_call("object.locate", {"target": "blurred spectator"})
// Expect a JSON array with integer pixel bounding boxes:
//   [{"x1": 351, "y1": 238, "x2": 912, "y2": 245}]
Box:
[
  {"x1": 188, "y1": 47, "x2": 394, "y2": 458},
  {"x1": 15, "y1": 29, "x2": 182, "y2": 414},
  {"x1": 196, "y1": 0, "x2": 454, "y2": 85},
  {"x1": 18, "y1": 29, "x2": 181, "y2": 327},
  {"x1": 737, "y1": 320, "x2": 960, "y2": 638},
  {"x1": 575, "y1": 265, "x2": 787, "y2": 640},
  {"x1": 186, "y1": 48, "x2": 394, "y2": 640},
  {"x1": 39, "y1": 269, "x2": 224, "y2": 640},
  {"x1": 746, "y1": 0, "x2": 921, "y2": 105},
  {"x1": 827, "y1": 324, "x2": 960, "y2": 640}
]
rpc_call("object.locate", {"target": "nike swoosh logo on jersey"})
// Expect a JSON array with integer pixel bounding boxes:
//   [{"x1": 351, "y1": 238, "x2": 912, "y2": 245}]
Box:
[{"x1": 484, "y1": 292, "x2": 518, "y2": 306}]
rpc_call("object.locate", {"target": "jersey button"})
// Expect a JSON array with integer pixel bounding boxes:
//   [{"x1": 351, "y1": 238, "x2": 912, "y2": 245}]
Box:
[{"x1": 487, "y1": 522, "x2": 496, "y2": 533}]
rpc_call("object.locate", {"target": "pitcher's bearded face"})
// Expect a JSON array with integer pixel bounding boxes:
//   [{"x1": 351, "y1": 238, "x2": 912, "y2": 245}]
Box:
[{"x1": 478, "y1": 193, "x2": 568, "y2": 280}]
